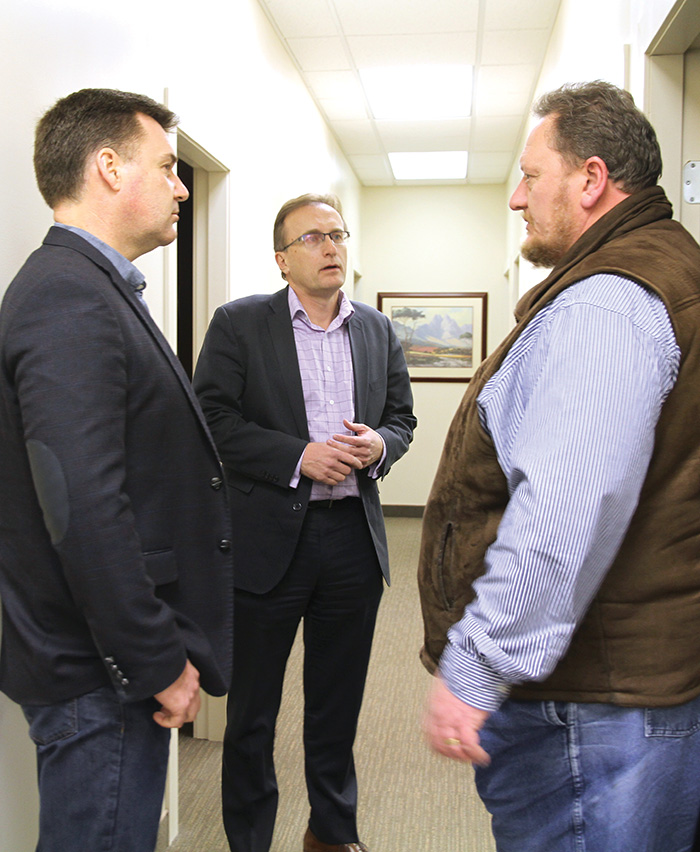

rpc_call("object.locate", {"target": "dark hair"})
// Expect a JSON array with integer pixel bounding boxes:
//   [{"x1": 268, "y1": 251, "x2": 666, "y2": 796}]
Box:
[
  {"x1": 34, "y1": 88, "x2": 178, "y2": 208},
  {"x1": 533, "y1": 81, "x2": 662, "y2": 193},
  {"x1": 273, "y1": 193, "x2": 345, "y2": 252}
]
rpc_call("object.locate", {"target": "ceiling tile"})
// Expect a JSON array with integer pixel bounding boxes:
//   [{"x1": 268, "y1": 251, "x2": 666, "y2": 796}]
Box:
[
  {"x1": 484, "y1": 0, "x2": 560, "y2": 30},
  {"x1": 346, "y1": 33, "x2": 478, "y2": 67},
  {"x1": 304, "y1": 70, "x2": 362, "y2": 100},
  {"x1": 262, "y1": 0, "x2": 338, "y2": 37},
  {"x1": 286, "y1": 37, "x2": 351, "y2": 71},
  {"x1": 348, "y1": 154, "x2": 394, "y2": 181},
  {"x1": 330, "y1": 120, "x2": 383, "y2": 154},
  {"x1": 332, "y1": 0, "x2": 479, "y2": 35},
  {"x1": 481, "y1": 29, "x2": 550, "y2": 64},
  {"x1": 471, "y1": 116, "x2": 522, "y2": 152},
  {"x1": 258, "y1": 0, "x2": 563, "y2": 186},
  {"x1": 468, "y1": 151, "x2": 513, "y2": 182},
  {"x1": 474, "y1": 65, "x2": 536, "y2": 116},
  {"x1": 317, "y1": 96, "x2": 368, "y2": 121},
  {"x1": 376, "y1": 119, "x2": 470, "y2": 151},
  {"x1": 474, "y1": 90, "x2": 531, "y2": 117},
  {"x1": 358, "y1": 176, "x2": 393, "y2": 186},
  {"x1": 477, "y1": 64, "x2": 537, "y2": 95}
]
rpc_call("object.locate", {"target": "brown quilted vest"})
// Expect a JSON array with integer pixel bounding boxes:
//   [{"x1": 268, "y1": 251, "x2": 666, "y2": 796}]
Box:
[{"x1": 418, "y1": 186, "x2": 700, "y2": 706}]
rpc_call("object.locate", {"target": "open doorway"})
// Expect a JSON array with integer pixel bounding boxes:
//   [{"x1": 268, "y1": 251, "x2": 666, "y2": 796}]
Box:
[
  {"x1": 645, "y1": 0, "x2": 700, "y2": 241},
  {"x1": 171, "y1": 131, "x2": 229, "y2": 379},
  {"x1": 176, "y1": 159, "x2": 195, "y2": 378}
]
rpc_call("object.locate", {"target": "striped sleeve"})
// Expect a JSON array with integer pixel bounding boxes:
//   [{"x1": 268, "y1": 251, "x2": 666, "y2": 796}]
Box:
[{"x1": 440, "y1": 274, "x2": 680, "y2": 712}]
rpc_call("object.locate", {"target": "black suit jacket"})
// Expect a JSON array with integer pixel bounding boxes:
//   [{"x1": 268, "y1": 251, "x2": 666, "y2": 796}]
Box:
[
  {"x1": 0, "y1": 227, "x2": 233, "y2": 705},
  {"x1": 193, "y1": 286, "x2": 416, "y2": 594}
]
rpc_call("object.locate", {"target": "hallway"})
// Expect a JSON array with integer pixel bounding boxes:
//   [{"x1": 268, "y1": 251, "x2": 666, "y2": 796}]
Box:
[{"x1": 158, "y1": 516, "x2": 495, "y2": 851}]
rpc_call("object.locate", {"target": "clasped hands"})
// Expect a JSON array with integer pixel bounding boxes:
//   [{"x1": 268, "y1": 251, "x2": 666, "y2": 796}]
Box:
[{"x1": 300, "y1": 418, "x2": 383, "y2": 485}]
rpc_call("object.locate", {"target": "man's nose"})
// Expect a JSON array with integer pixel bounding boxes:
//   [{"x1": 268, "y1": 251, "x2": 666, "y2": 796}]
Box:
[
  {"x1": 174, "y1": 174, "x2": 189, "y2": 202},
  {"x1": 509, "y1": 178, "x2": 526, "y2": 211}
]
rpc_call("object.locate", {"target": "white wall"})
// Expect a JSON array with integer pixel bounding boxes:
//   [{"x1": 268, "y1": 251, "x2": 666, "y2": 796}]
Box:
[
  {"x1": 0, "y1": 0, "x2": 689, "y2": 845},
  {"x1": 359, "y1": 185, "x2": 508, "y2": 507},
  {"x1": 0, "y1": 1, "x2": 359, "y2": 847},
  {"x1": 0, "y1": 0, "x2": 361, "y2": 322}
]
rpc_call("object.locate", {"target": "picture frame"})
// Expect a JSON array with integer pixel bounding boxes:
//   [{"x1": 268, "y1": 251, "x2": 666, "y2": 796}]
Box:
[{"x1": 377, "y1": 292, "x2": 488, "y2": 383}]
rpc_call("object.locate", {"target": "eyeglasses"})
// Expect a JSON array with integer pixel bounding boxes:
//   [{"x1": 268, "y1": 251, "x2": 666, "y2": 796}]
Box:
[{"x1": 280, "y1": 230, "x2": 350, "y2": 251}]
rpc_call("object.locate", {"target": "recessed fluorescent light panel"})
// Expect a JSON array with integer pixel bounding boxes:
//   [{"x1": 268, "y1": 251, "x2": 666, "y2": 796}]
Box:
[
  {"x1": 388, "y1": 151, "x2": 469, "y2": 181},
  {"x1": 359, "y1": 65, "x2": 472, "y2": 121}
]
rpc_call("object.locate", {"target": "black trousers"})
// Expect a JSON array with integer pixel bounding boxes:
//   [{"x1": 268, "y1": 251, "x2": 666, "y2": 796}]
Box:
[{"x1": 222, "y1": 498, "x2": 384, "y2": 852}]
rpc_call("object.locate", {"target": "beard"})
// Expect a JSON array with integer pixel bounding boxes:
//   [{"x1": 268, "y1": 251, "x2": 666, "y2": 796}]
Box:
[{"x1": 520, "y1": 186, "x2": 578, "y2": 268}]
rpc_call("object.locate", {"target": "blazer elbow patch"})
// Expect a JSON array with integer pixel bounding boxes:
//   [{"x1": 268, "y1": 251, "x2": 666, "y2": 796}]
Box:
[{"x1": 26, "y1": 439, "x2": 70, "y2": 545}]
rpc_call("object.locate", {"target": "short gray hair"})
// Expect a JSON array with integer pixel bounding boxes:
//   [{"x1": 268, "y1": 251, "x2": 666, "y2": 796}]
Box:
[{"x1": 534, "y1": 81, "x2": 662, "y2": 194}]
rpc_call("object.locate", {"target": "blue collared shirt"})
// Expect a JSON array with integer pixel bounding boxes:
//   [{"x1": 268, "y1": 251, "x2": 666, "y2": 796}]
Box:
[
  {"x1": 440, "y1": 274, "x2": 680, "y2": 711},
  {"x1": 53, "y1": 223, "x2": 147, "y2": 303}
]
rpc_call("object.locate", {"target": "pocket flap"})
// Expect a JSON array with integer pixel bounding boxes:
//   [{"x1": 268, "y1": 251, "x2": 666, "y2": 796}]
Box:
[{"x1": 143, "y1": 549, "x2": 178, "y2": 585}]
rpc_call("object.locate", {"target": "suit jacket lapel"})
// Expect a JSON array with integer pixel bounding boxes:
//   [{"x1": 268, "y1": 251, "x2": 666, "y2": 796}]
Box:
[
  {"x1": 267, "y1": 288, "x2": 309, "y2": 439},
  {"x1": 43, "y1": 227, "x2": 220, "y2": 455},
  {"x1": 348, "y1": 308, "x2": 368, "y2": 422}
]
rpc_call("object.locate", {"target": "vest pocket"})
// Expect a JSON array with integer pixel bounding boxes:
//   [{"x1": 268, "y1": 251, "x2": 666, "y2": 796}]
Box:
[{"x1": 436, "y1": 522, "x2": 456, "y2": 609}]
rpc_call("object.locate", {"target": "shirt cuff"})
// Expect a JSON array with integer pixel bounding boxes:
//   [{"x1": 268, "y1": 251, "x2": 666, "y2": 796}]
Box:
[
  {"x1": 367, "y1": 437, "x2": 387, "y2": 479},
  {"x1": 290, "y1": 449, "x2": 305, "y2": 488},
  {"x1": 439, "y1": 636, "x2": 511, "y2": 713}
]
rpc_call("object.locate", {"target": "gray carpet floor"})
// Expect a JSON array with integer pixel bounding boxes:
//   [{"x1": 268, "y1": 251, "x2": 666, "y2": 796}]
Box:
[{"x1": 157, "y1": 516, "x2": 495, "y2": 851}]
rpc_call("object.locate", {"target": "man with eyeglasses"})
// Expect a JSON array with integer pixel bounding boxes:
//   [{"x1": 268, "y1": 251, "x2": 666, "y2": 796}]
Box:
[{"x1": 194, "y1": 193, "x2": 416, "y2": 852}]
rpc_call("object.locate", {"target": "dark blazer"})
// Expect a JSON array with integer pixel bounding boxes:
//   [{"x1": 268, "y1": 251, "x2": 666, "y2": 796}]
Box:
[
  {"x1": 193, "y1": 286, "x2": 416, "y2": 594},
  {"x1": 0, "y1": 227, "x2": 234, "y2": 705}
]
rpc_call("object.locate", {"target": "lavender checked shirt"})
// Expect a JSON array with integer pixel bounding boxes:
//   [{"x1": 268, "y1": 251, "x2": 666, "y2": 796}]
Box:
[{"x1": 288, "y1": 287, "x2": 384, "y2": 501}]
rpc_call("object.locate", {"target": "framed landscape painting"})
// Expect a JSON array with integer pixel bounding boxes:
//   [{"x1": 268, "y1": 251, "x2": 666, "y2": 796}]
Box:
[{"x1": 377, "y1": 292, "x2": 488, "y2": 382}]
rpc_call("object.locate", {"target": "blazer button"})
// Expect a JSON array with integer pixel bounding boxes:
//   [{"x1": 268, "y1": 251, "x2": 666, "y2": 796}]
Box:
[
  {"x1": 210, "y1": 476, "x2": 223, "y2": 490},
  {"x1": 292, "y1": 502, "x2": 302, "y2": 511},
  {"x1": 218, "y1": 539, "x2": 232, "y2": 552}
]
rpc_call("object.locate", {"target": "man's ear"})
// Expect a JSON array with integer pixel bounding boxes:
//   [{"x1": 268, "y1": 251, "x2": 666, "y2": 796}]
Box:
[
  {"x1": 275, "y1": 251, "x2": 289, "y2": 276},
  {"x1": 581, "y1": 156, "x2": 609, "y2": 209},
  {"x1": 95, "y1": 147, "x2": 122, "y2": 191}
]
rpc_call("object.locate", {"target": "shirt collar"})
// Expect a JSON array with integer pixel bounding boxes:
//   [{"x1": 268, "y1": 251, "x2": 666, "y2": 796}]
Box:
[
  {"x1": 287, "y1": 286, "x2": 354, "y2": 328},
  {"x1": 53, "y1": 222, "x2": 147, "y2": 293}
]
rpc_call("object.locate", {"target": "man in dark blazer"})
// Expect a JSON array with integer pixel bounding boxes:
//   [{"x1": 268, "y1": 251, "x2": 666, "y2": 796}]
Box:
[
  {"x1": 194, "y1": 193, "x2": 416, "y2": 852},
  {"x1": 0, "y1": 89, "x2": 233, "y2": 852}
]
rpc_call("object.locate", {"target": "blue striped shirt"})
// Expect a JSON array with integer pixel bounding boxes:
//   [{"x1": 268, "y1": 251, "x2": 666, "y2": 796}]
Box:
[{"x1": 440, "y1": 274, "x2": 680, "y2": 711}]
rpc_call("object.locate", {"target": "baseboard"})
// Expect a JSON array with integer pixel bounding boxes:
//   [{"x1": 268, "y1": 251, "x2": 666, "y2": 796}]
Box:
[{"x1": 382, "y1": 505, "x2": 424, "y2": 518}]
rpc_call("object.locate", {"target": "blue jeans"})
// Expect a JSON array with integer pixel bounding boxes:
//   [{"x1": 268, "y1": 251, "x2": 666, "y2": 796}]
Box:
[
  {"x1": 22, "y1": 685, "x2": 170, "y2": 852},
  {"x1": 474, "y1": 695, "x2": 700, "y2": 852}
]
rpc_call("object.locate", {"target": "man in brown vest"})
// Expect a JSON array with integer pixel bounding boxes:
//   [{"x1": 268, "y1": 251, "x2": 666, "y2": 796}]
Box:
[{"x1": 419, "y1": 81, "x2": 700, "y2": 851}]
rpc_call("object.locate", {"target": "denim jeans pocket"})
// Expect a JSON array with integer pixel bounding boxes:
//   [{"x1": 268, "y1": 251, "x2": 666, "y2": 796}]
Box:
[
  {"x1": 22, "y1": 697, "x2": 79, "y2": 746},
  {"x1": 644, "y1": 693, "x2": 700, "y2": 738}
]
